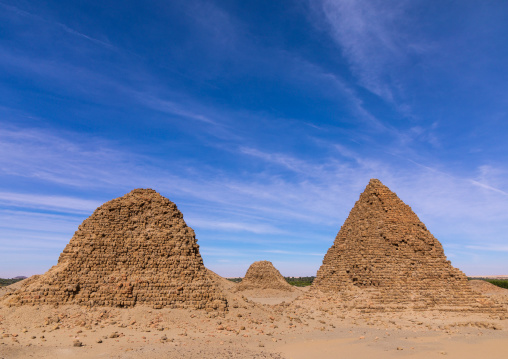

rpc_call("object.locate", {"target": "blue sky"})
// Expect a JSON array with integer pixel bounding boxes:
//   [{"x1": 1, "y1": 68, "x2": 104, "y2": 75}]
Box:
[{"x1": 1, "y1": 0, "x2": 507, "y2": 277}]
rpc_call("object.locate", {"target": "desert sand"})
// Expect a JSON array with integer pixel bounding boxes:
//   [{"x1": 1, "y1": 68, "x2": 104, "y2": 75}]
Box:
[{"x1": 1, "y1": 281, "x2": 507, "y2": 359}]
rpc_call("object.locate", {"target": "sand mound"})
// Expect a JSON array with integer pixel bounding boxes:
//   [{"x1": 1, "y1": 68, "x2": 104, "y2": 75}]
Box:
[
  {"x1": 0, "y1": 276, "x2": 39, "y2": 298},
  {"x1": 3, "y1": 189, "x2": 227, "y2": 311},
  {"x1": 470, "y1": 280, "x2": 508, "y2": 295},
  {"x1": 207, "y1": 269, "x2": 237, "y2": 291},
  {"x1": 313, "y1": 179, "x2": 499, "y2": 312},
  {"x1": 469, "y1": 280, "x2": 508, "y2": 308},
  {"x1": 236, "y1": 261, "x2": 295, "y2": 292}
]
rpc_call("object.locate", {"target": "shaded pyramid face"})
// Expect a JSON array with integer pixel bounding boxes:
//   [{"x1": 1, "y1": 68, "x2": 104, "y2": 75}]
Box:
[
  {"x1": 5, "y1": 189, "x2": 227, "y2": 311},
  {"x1": 237, "y1": 261, "x2": 294, "y2": 292},
  {"x1": 313, "y1": 179, "x2": 486, "y2": 310}
]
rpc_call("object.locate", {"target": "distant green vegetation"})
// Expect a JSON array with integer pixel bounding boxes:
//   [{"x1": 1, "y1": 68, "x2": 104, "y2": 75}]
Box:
[
  {"x1": 285, "y1": 276, "x2": 315, "y2": 287},
  {"x1": 227, "y1": 277, "x2": 242, "y2": 283},
  {"x1": 0, "y1": 278, "x2": 25, "y2": 287},
  {"x1": 468, "y1": 277, "x2": 508, "y2": 290}
]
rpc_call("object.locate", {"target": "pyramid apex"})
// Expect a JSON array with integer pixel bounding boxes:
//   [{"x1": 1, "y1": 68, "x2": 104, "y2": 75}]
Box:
[
  {"x1": 128, "y1": 188, "x2": 158, "y2": 195},
  {"x1": 368, "y1": 178, "x2": 383, "y2": 186},
  {"x1": 363, "y1": 179, "x2": 389, "y2": 194}
]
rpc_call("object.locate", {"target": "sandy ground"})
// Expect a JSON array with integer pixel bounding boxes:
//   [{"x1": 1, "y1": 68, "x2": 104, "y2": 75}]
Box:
[
  {"x1": 1, "y1": 282, "x2": 507, "y2": 359},
  {"x1": 239, "y1": 287, "x2": 308, "y2": 305},
  {"x1": 0, "y1": 281, "x2": 27, "y2": 298},
  {"x1": 279, "y1": 330, "x2": 508, "y2": 359}
]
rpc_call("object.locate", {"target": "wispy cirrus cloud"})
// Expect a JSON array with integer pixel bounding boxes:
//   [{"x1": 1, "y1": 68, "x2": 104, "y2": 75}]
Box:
[
  {"x1": 0, "y1": 1, "x2": 117, "y2": 50},
  {"x1": 466, "y1": 245, "x2": 508, "y2": 253},
  {"x1": 0, "y1": 47, "x2": 231, "y2": 132},
  {"x1": 186, "y1": 218, "x2": 286, "y2": 235},
  {"x1": 0, "y1": 125, "x2": 142, "y2": 189},
  {"x1": 0, "y1": 193, "x2": 100, "y2": 214},
  {"x1": 263, "y1": 250, "x2": 324, "y2": 257},
  {"x1": 136, "y1": 95, "x2": 217, "y2": 125},
  {"x1": 0, "y1": 210, "x2": 82, "y2": 235},
  {"x1": 314, "y1": 0, "x2": 418, "y2": 101}
]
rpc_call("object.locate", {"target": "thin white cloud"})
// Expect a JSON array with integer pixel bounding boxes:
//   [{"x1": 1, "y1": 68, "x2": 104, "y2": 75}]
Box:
[
  {"x1": 470, "y1": 179, "x2": 508, "y2": 197},
  {"x1": 0, "y1": 126, "x2": 142, "y2": 189},
  {"x1": 312, "y1": 0, "x2": 435, "y2": 125},
  {"x1": 0, "y1": 228, "x2": 69, "y2": 244},
  {"x1": 0, "y1": 47, "x2": 228, "y2": 130},
  {"x1": 263, "y1": 250, "x2": 324, "y2": 257},
  {"x1": 399, "y1": 156, "x2": 508, "y2": 200},
  {"x1": 0, "y1": 193, "x2": 100, "y2": 214},
  {"x1": 199, "y1": 247, "x2": 249, "y2": 258},
  {"x1": 279, "y1": 57, "x2": 391, "y2": 132},
  {"x1": 128, "y1": 91, "x2": 221, "y2": 125},
  {"x1": 187, "y1": 218, "x2": 286, "y2": 235},
  {"x1": 466, "y1": 245, "x2": 508, "y2": 253},
  {"x1": 239, "y1": 146, "x2": 315, "y2": 175},
  {"x1": 0, "y1": 1, "x2": 117, "y2": 50},
  {"x1": 315, "y1": 0, "x2": 405, "y2": 100}
]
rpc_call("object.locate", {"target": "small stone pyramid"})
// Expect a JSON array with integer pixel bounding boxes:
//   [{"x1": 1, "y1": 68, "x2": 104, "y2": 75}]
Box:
[
  {"x1": 237, "y1": 261, "x2": 294, "y2": 292},
  {"x1": 4, "y1": 189, "x2": 227, "y2": 311},
  {"x1": 313, "y1": 179, "x2": 497, "y2": 311}
]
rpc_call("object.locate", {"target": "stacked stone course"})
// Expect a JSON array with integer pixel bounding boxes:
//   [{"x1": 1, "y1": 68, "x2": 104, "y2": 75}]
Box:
[
  {"x1": 313, "y1": 179, "x2": 501, "y2": 312},
  {"x1": 4, "y1": 189, "x2": 227, "y2": 311},
  {"x1": 237, "y1": 261, "x2": 294, "y2": 292}
]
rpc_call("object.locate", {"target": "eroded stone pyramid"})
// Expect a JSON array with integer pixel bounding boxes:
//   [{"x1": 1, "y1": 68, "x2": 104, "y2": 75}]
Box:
[
  {"x1": 237, "y1": 261, "x2": 294, "y2": 292},
  {"x1": 4, "y1": 189, "x2": 227, "y2": 311},
  {"x1": 313, "y1": 179, "x2": 497, "y2": 311}
]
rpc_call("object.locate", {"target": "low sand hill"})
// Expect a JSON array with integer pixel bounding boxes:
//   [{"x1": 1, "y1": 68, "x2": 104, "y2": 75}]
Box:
[
  {"x1": 469, "y1": 280, "x2": 508, "y2": 295},
  {"x1": 236, "y1": 261, "x2": 295, "y2": 292},
  {"x1": 313, "y1": 179, "x2": 500, "y2": 312},
  {"x1": 470, "y1": 280, "x2": 508, "y2": 307},
  {"x1": 0, "y1": 276, "x2": 38, "y2": 297},
  {"x1": 206, "y1": 269, "x2": 237, "y2": 292},
  {"x1": 2, "y1": 189, "x2": 227, "y2": 311}
]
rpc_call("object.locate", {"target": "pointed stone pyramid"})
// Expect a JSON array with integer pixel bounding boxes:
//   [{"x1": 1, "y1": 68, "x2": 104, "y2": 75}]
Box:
[
  {"x1": 237, "y1": 261, "x2": 295, "y2": 292},
  {"x1": 4, "y1": 189, "x2": 227, "y2": 311},
  {"x1": 313, "y1": 179, "x2": 496, "y2": 311}
]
